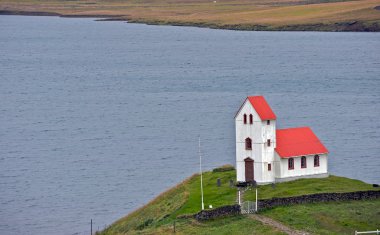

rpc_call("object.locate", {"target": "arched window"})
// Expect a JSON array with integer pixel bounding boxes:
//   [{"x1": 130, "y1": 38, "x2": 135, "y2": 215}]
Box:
[
  {"x1": 314, "y1": 155, "x2": 320, "y2": 167},
  {"x1": 249, "y1": 114, "x2": 253, "y2": 124},
  {"x1": 288, "y1": 158, "x2": 294, "y2": 170},
  {"x1": 301, "y1": 156, "x2": 307, "y2": 168},
  {"x1": 243, "y1": 114, "x2": 247, "y2": 124},
  {"x1": 245, "y1": 138, "x2": 252, "y2": 150}
]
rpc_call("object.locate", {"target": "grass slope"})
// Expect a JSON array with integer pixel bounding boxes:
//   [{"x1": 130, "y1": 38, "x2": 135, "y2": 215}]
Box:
[
  {"x1": 98, "y1": 166, "x2": 379, "y2": 234},
  {"x1": 1, "y1": 0, "x2": 380, "y2": 31},
  {"x1": 262, "y1": 199, "x2": 380, "y2": 234},
  {"x1": 244, "y1": 175, "x2": 376, "y2": 201}
]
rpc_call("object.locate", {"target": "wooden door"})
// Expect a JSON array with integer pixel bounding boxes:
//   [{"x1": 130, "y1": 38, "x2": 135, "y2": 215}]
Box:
[{"x1": 244, "y1": 158, "x2": 254, "y2": 182}]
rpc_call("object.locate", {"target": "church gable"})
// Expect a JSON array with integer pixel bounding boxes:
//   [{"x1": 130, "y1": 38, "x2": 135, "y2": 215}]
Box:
[
  {"x1": 235, "y1": 96, "x2": 276, "y2": 121},
  {"x1": 247, "y1": 96, "x2": 276, "y2": 121}
]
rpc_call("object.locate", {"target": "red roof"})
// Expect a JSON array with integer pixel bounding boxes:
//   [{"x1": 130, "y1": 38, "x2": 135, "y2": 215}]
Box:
[
  {"x1": 247, "y1": 96, "x2": 276, "y2": 120},
  {"x1": 275, "y1": 127, "x2": 328, "y2": 158}
]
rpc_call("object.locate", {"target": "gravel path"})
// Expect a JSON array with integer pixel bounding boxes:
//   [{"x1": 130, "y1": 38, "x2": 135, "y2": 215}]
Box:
[{"x1": 249, "y1": 214, "x2": 310, "y2": 235}]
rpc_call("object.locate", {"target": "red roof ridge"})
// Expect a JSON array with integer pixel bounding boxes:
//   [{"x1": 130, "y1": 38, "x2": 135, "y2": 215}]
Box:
[
  {"x1": 234, "y1": 96, "x2": 276, "y2": 120},
  {"x1": 277, "y1": 126, "x2": 312, "y2": 131},
  {"x1": 247, "y1": 96, "x2": 276, "y2": 120}
]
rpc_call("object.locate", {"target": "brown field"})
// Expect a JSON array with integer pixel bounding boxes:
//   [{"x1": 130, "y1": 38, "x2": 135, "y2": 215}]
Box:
[{"x1": 1, "y1": 0, "x2": 380, "y2": 31}]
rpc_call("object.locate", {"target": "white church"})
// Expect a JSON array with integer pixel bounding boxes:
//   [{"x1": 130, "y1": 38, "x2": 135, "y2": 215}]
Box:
[{"x1": 235, "y1": 96, "x2": 329, "y2": 184}]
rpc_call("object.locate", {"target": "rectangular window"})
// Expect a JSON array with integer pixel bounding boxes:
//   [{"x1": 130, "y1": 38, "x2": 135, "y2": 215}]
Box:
[
  {"x1": 314, "y1": 155, "x2": 320, "y2": 167},
  {"x1": 301, "y1": 156, "x2": 307, "y2": 168},
  {"x1": 245, "y1": 138, "x2": 252, "y2": 150},
  {"x1": 288, "y1": 158, "x2": 294, "y2": 170},
  {"x1": 267, "y1": 120, "x2": 270, "y2": 125},
  {"x1": 268, "y1": 163, "x2": 271, "y2": 171},
  {"x1": 267, "y1": 139, "x2": 271, "y2": 147}
]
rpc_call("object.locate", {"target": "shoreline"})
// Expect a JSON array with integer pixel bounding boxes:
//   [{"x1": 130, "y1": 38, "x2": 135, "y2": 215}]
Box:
[{"x1": 1, "y1": 10, "x2": 380, "y2": 32}]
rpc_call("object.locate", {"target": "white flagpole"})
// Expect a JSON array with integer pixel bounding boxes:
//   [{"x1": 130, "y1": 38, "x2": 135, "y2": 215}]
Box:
[{"x1": 199, "y1": 136, "x2": 204, "y2": 210}]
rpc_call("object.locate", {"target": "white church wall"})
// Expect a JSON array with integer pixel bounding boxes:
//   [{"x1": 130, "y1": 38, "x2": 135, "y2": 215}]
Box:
[
  {"x1": 276, "y1": 153, "x2": 328, "y2": 179},
  {"x1": 260, "y1": 120, "x2": 276, "y2": 183},
  {"x1": 274, "y1": 152, "x2": 282, "y2": 178}
]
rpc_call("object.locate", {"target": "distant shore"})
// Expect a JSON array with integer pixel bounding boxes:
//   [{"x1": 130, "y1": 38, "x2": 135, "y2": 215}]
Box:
[
  {"x1": 2, "y1": 10, "x2": 380, "y2": 32},
  {"x1": 1, "y1": 0, "x2": 380, "y2": 32}
]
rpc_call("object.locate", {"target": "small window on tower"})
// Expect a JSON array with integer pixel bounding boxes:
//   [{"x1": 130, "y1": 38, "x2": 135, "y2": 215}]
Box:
[
  {"x1": 268, "y1": 163, "x2": 272, "y2": 171},
  {"x1": 267, "y1": 139, "x2": 271, "y2": 147},
  {"x1": 245, "y1": 138, "x2": 252, "y2": 150},
  {"x1": 243, "y1": 114, "x2": 247, "y2": 124},
  {"x1": 267, "y1": 120, "x2": 270, "y2": 125},
  {"x1": 249, "y1": 114, "x2": 253, "y2": 124}
]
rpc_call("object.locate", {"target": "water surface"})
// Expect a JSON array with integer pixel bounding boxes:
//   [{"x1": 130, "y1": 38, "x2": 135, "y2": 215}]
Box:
[{"x1": 0, "y1": 15, "x2": 379, "y2": 235}]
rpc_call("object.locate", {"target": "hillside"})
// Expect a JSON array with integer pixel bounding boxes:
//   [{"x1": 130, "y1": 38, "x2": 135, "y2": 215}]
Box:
[
  {"x1": 1, "y1": 0, "x2": 380, "y2": 31},
  {"x1": 98, "y1": 166, "x2": 380, "y2": 235}
]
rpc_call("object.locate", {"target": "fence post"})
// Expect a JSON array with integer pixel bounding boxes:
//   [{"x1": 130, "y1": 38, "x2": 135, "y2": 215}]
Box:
[{"x1": 255, "y1": 188, "x2": 258, "y2": 212}]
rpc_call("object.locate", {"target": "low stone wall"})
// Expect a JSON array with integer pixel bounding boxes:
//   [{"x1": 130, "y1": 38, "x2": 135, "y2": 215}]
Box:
[
  {"x1": 257, "y1": 190, "x2": 380, "y2": 211},
  {"x1": 192, "y1": 190, "x2": 380, "y2": 221},
  {"x1": 194, "y1": 205, "x2": 241, "y2": 221}
]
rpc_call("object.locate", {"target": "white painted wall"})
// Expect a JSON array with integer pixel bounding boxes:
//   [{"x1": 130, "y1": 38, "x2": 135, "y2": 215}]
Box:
[
  {"x1": 274, "y1": 152, "x2": 328, "y2": 179},
  {"x1": 235, "y1": 99, "x2": 276, "y2": 184}
]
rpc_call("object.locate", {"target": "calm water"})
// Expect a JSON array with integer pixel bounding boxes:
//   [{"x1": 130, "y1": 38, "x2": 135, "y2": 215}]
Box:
[{"x1": 0, "y1": 15, "x2": 379, "y2": 235}]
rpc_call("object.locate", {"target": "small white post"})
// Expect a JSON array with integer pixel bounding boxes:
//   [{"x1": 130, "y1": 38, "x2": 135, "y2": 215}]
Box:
[
  {"x1": 255, "y1": 188, "x2": 258, "y2": 212},
  {"x1": 238, "y1": 191, "x2": 241, "y2": 205},
  {"x1": 354, "y1": 231, "x2": 357, "y2": 235},
  {"x1": 199, "y1": 136, "x2": 204, "y2": 211}
]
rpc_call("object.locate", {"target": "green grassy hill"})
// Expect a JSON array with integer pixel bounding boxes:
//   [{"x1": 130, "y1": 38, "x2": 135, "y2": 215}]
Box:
[{"x1": 98, "y1": 166, "x2": 380, "y2": 235}]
